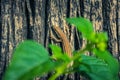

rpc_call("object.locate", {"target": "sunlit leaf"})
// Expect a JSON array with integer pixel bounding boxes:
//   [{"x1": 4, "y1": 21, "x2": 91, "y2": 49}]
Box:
[
  {"x1": 66, "y1": 17, "x2": 93, "y2": 39},
  {"x1": 49, "y1": 44, "x2": 70, "y2": 62},
  {"x1": 96, "y1": 32, "x2": 108, "y2": 42},
  {"x1": 89, "y1": 32, "x2": 108, "y2": 43}
]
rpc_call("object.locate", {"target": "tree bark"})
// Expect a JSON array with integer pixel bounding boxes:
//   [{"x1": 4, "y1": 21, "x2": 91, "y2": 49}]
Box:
[{"x1": 0, "y1": 0, "x2": 120, "y2": 80}]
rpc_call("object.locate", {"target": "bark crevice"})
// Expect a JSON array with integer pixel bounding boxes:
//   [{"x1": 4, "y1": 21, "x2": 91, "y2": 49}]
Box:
[{"x1": 25, "y1": 1, "x2": 33, "y2": 39}]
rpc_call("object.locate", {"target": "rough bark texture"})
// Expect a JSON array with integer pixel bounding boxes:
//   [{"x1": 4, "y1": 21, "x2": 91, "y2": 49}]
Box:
[{"x1": 0, "y1": 0, "x2": 120, "y2": 80}]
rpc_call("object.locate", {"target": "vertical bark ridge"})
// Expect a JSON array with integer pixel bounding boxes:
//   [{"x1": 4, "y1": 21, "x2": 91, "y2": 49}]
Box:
[
  {"x1": 70, "y1": 0, "x2": 83, "y2": 51},
  {"x1": 102, "y1": 0, "x2": 112, "y2": 53},
  {"x1": 90, "y1": 0, "x2": 103, "y2": 32},
  {"x1": 0, "y1": 1, "x2": 12, "y2": 78},
  {"x1": 116, "y1": 0, "x2": 120, "y2": 61},
  {"x1": 32, "y1": 0, "x2": 46, "y2": 44},
  {"x1": 109, "y1": 0, "x2": 118, "y2": 57}
]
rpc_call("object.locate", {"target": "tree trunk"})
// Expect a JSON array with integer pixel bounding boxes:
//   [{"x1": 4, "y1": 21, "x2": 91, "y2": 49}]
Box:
[{"x1": 0, "y1": 0, "x2": 120, "y2": 80}]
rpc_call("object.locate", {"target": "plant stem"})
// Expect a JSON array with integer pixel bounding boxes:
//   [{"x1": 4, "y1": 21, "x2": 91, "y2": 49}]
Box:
[
  {"x1": 48, "y1": 62, "x2": 68, "y2": 80},
  {"x1": 49, "y1": 43, "x2": 93, "y2": 80},
  {"x1": 48, "y1": 72, "x2": 60, "y2": 80},
  {"x1": 72, "y1": 43, "x2": 93, "y2": 61}
]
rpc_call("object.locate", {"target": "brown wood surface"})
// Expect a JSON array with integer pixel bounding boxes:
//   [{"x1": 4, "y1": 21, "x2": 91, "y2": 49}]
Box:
[{"x1": 0, "y1": 0, "x2": 120, "y2": 80}]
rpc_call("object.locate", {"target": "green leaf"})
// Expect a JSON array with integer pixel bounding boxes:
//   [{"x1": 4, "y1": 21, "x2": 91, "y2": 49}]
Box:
[
  {"x1": 66, "y1": 17, "x2": 94, "y2": 39},
  {"x1": 76, "y1": 55, "x2": 113, "y2": 80},
  {"x1": 96, "y1": 32, "x2": 108, "y2": 42},
  {"x1": 3, "y1": 40, "x2": 53, "y2": 80},
  {"x1": 89, "y1": 32, "x2": 108, "y2": 43},
  {"x1": 20, "y1": 59, "x2": 58, "y2": 80},
  {"x1": 93, "y1": 49, "x2": 119, "y2": 80},
  {"x1": 49, "y1": 44, "x2": 70, "y2": 62}
]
